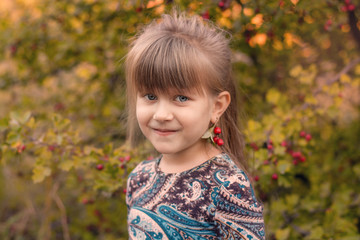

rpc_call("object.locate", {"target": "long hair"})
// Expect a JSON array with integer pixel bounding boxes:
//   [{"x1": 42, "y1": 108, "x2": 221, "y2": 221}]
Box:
[{"x1": 125, "y1": 12, "x2": 248, "y2": 172}]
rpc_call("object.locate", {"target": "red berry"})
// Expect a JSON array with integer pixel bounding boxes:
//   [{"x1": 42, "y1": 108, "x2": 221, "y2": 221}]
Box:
[
  {"x1": 272, "y1": 173, "x2": 278, "y2": 180},
  {"x1": 292, "y1": 151, "x2": 302, "y2": 158},
  {"x1": 135, "y1": 7, "x2": 142, "y2": 12},
  {"x1": 293, "y1": 159, "x2": 298, "y2": 165},
  {"x1": 94, "y1": 209, "x2": 102, "y2": 218},
  {"x1": 41, "y1": 23, "x2": 47, "y2": 31},
  {"x1": 54, "y1": 102, "x2": 65, "y2": 111},
  {"x1": 254, "y1": 175, "x2": 260, "y2": 181},
  {"x1": 305, "y1": 134, "x2": 312, "y2": 141},
  {"x1": 347, "y1": 4, "x2": 355, "y2": 11},
  {"x1": 217, "y1": 138, "x2": 224, "y2": 146},
  {"x1": 17, "y1": 144, "x2": 26, "y2": 153},
  {"x1": 48, "y1": 145, "x2": 56, "y2": 151},
  {"x1": 326, "y1": 19, "x2": 332, "y2": 26},
  {"x1": 77, "y1": 175, "x2": 83, "y2": 182},
  {"x1": 263, "y1": 160, "x2": 270, "y2": 165},
  {"x1": 341, "y1": 5, "x2": 348, "y2": 12},
  {"x1": 250, "y1": 142, "x2": 259, "y2": 151},
  {"x1": 125, "y1": 155, "x2": 131, "y2": 161},
  {"x1": 345, "y1": 0, "x2": 351, "y2": 5},
  {"x1": 300, "y1": 131, "x2": 306, "y2": 137},
  {"x1": 213, "y1": 127, "x2": 221, "y2": 135},
  {"x1": 123, "y1": 189, "x2": 127, "y2": 194},
  {"x1": 281, "y1": 141, "x2": 287, "y2": 147},
  {"x1": 267, "y1": 144, "x2": 273, "y2": 150},
  {"x1": 10, "y1": 45, "x2": 17, "y2": 55},
  {"x1": 299, "y1": 156, "x2": 306, "y2": 162},
  {"x1": 119, "y1": 157, "x2": 125, "y2": 162},
  {"x1": 267, "y1": 30, "x2": 274, "y2": 39},
  {"x1": 218, "y1": 1, "x2": 225, "y2": 8},
  {"x1": 96, "y1": 164, "x2": 104, "y2": 170},
  {"x1": 201, "y1": 11, "x2": 210, "y2": 20},
  {"x1": 82, "y1": 198, "x2": 94, "y2": 205}
]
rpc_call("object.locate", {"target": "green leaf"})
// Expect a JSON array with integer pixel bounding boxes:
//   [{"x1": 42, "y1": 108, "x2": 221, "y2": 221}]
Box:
[
  {"x1": 353, "y1": 164, "x2": 360, "y2": 176},
  {"x1": 247, "y1": 119, "x2": 262, "y2": 132},
  {"x1": 285, "y1": 194, "x2": 299, "y2": 207},
  {"x1": 266, "y1": 88, "x2": 281, "y2": 105},
  {"x1": 278, "y1": 175, "x2": 291, "y2": 187},
  {"x1": 274, "y1": 146, "x2": 286, "y2": 156},
  {"x1": 32, "y1": 165, "x2": 52, "y2": 183},
  {"x1": 277, "y1": 160, "x2": 291, "y2": 174},
  {"x1": 6, "y1": 131, "x2": 20, "y2": 144},
  {"x1": 103, "y1": 143, "x2": 113, "y2": 155},
  {"x1": 0, "y1": 118, "x2": 9, "y2": 131},
  {"x1": 290, "y1": 65, "x2": 302, "y2": 77},
  {"x1": 305, "y1": 226, "x2": 324, "y2": 240},
  {"x1": 275, "y1": 227, "x2": 290, "y2": 240},
  {"x1": 59, "y1": 160, "x2": 74, "y2": 171},
  {"x1": 10, "y1": 111, "x2": 31, "y2": 125}
]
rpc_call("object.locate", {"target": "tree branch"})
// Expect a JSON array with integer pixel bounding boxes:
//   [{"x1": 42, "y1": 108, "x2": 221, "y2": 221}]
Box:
[
  {"x1": 348, "y1": 10, "x2": 360, "y2": 51},
  {"x1": 52, "y1": 181, "x2": 71, "y2": 240}
]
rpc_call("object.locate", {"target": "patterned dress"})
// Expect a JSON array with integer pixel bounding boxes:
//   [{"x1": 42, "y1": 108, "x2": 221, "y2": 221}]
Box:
[{"x1": 126, "y1": 153, "x2": 265, "y2": 240}]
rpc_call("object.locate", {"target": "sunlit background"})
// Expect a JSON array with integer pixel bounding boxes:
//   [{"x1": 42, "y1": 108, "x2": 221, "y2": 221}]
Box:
[{"x1": 0, "y1": 0, "x2": 359, "y2": 239}]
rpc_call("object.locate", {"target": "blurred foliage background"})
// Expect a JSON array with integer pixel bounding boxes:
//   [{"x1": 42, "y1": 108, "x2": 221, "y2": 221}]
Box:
[{"x1": 0, "y1": 0, "x2": 359, "y2": 239}]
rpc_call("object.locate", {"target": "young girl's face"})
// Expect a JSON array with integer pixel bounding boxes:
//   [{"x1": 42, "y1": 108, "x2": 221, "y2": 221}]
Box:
[{"x1": 136, "y1": 88, "x2": 216, "y2": 157}]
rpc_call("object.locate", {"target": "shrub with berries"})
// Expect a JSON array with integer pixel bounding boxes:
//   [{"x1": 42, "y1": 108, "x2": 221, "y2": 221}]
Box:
[{"x1": 0, "y1": 0, "x2": 359, "y2": 239}]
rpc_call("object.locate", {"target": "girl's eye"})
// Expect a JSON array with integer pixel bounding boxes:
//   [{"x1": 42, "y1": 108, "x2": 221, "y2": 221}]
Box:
[
  {"x1": 175, "y1": 95, "x2": 189, "y2": 102},
  {"x1": 144, "y1": 94, "x2": 157, "y2": 101}
]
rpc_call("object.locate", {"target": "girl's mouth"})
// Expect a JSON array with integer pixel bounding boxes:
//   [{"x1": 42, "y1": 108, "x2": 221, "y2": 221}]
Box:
[{"x1": 153, "y1": 128, "x2": 177, "y2": 136}]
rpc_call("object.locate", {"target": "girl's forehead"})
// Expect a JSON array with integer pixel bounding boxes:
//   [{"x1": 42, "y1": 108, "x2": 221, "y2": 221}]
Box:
[{"x1": 137, "y1": 86, "x2": 208, "y2": 96}]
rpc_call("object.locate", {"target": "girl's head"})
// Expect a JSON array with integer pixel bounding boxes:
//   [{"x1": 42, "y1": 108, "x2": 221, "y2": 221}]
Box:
[{"x1": 125, "y1": 12, "x2": 247, "y2": 171}]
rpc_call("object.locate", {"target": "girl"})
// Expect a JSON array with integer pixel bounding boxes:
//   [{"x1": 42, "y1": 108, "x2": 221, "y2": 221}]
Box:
[{"x1": 125, "y1": 12, "x2": 265, "y2": 240}]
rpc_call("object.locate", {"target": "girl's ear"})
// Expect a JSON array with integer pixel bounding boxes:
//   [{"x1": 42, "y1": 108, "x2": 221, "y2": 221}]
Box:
[{"x1": 211, "y1": 91, "x2": 231, "y2": 123}]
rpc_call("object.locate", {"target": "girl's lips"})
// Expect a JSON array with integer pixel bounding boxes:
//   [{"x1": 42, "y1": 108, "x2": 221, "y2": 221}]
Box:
[{"x1": 153, "y1": 128, "x2": 177, "y2": 136}]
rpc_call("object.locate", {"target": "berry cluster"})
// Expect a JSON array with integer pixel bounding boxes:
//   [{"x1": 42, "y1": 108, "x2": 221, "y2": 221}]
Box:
[
  {"x1": 299, "y1": 131, "x2": 312, "y2": 141},
  {"x1": 17, "y1": 144, "x2": 26, "y2": 153},
  {"x1": 213, "y1": 127, "x2": 224, "y2": 146},
  {"x1": 341, "y1": 0, "x2": 356, "y2": 12},
  {"x1": 324, "y1": 19, "x2": 332, "y2": 31},
  {"x1": 251, "y1": 130, "x2": 313, "y2": 182},
  {"x1": 95, "y1": 155, "x2": 131, "y2": 171}
]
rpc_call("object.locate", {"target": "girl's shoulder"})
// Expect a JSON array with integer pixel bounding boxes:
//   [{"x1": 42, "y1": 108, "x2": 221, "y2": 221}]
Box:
[
  {"x1": 211, "y1": 154, "x2": 265, "y2": 239},
  {"x1": 126, "y1": 157, "x2": 159, "y2": 204},
  {"x1": 212, "y1": 153, "x2": 261, "y2": 208},
  {"x1": 211, "y1": 153, "x2": 250, "y2": 181}
]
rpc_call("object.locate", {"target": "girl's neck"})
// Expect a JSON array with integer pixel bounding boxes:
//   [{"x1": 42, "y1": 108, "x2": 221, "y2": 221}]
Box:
[{"x1": 158, "y1": 141, "x2": 221, "y2": 174}]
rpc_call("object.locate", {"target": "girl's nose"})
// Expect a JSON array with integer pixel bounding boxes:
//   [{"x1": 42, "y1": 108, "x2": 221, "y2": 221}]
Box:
[{"x1": 153, "y1": 101, "x2": 173, "y2": 121}]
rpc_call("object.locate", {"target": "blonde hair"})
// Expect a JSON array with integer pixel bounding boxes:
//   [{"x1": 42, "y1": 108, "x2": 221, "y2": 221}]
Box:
[{"x1": 125, "y1": 12, "x2": 248, "y2": 172}]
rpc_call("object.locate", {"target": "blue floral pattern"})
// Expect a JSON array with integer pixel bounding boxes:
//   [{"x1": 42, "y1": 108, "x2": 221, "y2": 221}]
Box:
[{"x1": 126, "y1": 153, "x2": 265, "y2": 239}]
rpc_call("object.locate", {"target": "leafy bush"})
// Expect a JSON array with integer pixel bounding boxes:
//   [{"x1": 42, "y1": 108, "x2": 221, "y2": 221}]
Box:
[{"x1": 0, "y1": 0, "x2": 359, "y2": 239}]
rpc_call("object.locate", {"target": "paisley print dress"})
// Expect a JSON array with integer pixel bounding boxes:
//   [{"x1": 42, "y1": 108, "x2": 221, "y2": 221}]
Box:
[{"x1": 126, "y1": 153, "x2": 265, "y2": 240}]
